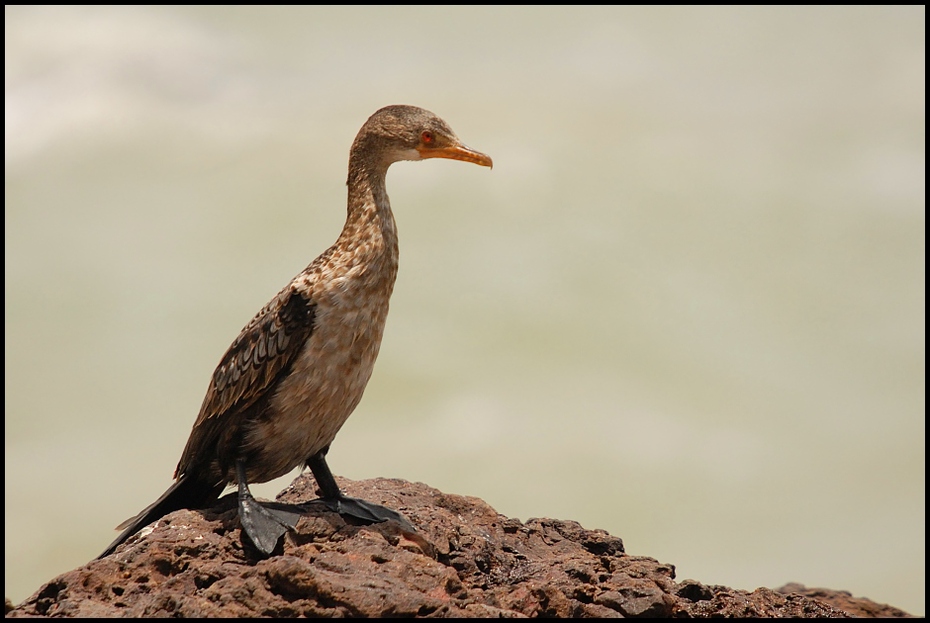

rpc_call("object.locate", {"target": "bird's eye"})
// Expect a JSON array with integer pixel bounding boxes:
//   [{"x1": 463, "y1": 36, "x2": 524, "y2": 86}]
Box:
[{"x1": 421, "y1": 131, "x2": 434, "y2": 145}]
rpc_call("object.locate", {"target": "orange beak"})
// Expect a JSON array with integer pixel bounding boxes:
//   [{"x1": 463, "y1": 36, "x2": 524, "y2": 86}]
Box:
[{"x1": 418, "y1": 142, "x2": 493, "y2": 168}]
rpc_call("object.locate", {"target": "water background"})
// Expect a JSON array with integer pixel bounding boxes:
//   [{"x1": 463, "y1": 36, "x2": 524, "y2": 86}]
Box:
[{"x1": 5, "y1": 6, "x2": 924, "y2": 614}]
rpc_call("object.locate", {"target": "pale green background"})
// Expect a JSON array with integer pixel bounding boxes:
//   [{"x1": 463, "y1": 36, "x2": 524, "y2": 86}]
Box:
[{"x1": 5, "y1": 6, "x2": 924, "y2": 615}]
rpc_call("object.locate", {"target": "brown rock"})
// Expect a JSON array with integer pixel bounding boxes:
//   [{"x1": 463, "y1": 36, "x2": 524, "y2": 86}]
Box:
[
  {"x1": 776, "y1": 583, "x2": 913, "y2": 618},
  {"x1": 5, "y1": 475, "x2": 915, "y2": 618}
]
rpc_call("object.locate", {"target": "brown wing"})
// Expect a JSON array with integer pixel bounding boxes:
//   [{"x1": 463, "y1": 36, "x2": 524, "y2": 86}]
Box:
[{"x1": 175, "y1": 284, "x2": 316, "y2": 479}]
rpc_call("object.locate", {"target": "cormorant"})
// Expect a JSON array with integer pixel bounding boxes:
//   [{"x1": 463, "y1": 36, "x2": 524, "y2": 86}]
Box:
[{"x1": 98, "y1": 105, "x2": 492, "y2": 558}]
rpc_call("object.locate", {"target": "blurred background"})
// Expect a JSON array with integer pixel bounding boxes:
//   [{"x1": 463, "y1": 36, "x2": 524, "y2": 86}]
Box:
[{"x1": 5, "y1": 6, "x2": 924, "y2": 615}]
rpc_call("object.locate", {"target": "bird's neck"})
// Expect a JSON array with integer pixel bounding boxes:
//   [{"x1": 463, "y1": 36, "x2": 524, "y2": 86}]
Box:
[{"x1": 338, "y1": 161, "x2": 399, "y2": 271}]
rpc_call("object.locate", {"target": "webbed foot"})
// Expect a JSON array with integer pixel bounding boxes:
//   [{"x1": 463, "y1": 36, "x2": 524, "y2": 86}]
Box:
[
  {"x1": 320, "y1": 494, "x2": 416, "y2": 532},
  {"x1": 237, "y1": 459, "x2": 302, "y2": 555}
]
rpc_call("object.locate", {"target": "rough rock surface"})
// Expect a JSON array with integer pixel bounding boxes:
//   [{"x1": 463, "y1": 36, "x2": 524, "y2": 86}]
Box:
[{"x1": 6, "y1": 475, "x2": 913, "y2": 618}]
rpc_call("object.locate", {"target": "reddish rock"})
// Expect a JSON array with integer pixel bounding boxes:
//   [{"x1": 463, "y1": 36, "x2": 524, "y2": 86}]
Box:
[
  {"x1": 775, "y1": 583, "x2": 913, "y2": 618},
  {"x1": 5, "y1": 475, "x2": 914, "y2": 618}
]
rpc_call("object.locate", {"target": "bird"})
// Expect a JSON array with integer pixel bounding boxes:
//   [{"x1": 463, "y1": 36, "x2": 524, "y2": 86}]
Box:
[{"x1": 98, "y1": 105, "x2": 492, "y2": 558}]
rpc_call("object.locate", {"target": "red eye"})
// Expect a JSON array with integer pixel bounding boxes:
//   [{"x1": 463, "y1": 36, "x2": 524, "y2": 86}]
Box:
[{"x1": 421, "y1": 131, "x2": 434, "y2": 144}]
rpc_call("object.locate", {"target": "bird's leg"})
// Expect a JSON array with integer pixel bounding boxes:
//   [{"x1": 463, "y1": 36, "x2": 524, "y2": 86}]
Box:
[
  {"x1": 306, "y1": 449, "x2": 416, "y2": 532},
  {"x1": 236, "y1": 459, "x2": 299, "y2": 555}
]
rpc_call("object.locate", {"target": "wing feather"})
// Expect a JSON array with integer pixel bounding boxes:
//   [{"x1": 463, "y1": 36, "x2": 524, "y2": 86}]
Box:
[{"x1": 175, "y1": 285, "x2": 316, "y2": 478}]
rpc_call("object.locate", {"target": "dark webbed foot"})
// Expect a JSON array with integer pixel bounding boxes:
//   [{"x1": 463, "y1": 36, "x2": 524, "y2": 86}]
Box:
[
  {"x1": 306, "y1": 449, "x2": 416, "y2": 533},
  {"x1": 238, "y1": 493, "x2": 296, "y2": 555},
  {"x1": 320, "y1": 494, "x2": 416, "y2": 532},
  {"x1": 237, "y1": 460, "x2": 300, "y2": 555}
]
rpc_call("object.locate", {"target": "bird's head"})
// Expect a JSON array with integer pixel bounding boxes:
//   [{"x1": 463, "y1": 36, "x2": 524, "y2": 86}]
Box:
[{"x1": 353, "y1": 105, "x2": 493, "y2": 170}]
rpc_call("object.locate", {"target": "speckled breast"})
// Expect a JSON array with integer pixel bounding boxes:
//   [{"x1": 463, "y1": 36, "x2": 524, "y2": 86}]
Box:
[{"x1": 240, "y1": 243, "x2": 399, "y2": 483}]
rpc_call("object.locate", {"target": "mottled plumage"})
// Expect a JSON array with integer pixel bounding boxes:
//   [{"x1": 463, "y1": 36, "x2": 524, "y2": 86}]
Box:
[{"x1": 99, "y1": 105, "x2": 491, "y2": 558}]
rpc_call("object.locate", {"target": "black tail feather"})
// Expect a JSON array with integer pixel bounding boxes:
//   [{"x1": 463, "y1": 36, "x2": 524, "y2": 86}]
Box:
[{"x1": 97, "y1": 475, "x2": 223, "y2": 559}]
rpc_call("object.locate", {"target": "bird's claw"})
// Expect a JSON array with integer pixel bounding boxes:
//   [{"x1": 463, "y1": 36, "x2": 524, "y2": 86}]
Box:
[
  {"x1": 239, "y1": 495, "x2": 299, "y2": 555},
  {"x1": 322, "y1": 495, "x2": 416, "y2": 532}
]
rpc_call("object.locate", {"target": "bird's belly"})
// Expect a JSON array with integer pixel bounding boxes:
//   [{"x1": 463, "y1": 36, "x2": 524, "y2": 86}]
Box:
[{"x1": 240, "y1": 297, "x2": 389, "y2": 483}]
